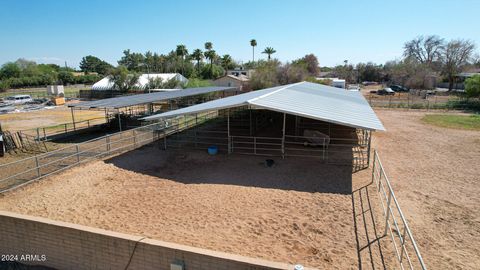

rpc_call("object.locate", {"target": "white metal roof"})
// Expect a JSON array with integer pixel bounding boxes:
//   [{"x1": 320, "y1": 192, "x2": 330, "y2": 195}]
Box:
[
  {"x1": 69, "y1": 86, "x2": 236, "y2": 110},
  {"x1": 91, "y1": 73, "x2": 188, "y2": 91},
  {"x1": 141, "y1": 81, "x2": 385, "y2": 131}
]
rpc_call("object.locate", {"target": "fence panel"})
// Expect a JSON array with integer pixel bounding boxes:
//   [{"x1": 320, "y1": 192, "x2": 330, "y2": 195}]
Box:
[
  {"x1": 372, "y1": 150, "x2": 427, "y2": 270},
  {"x1": 0, "y1": 122, "x2": 160, "y2": 193},
  {"x1": 0, "y1": 111, "x2": 221, "y2": 193}
]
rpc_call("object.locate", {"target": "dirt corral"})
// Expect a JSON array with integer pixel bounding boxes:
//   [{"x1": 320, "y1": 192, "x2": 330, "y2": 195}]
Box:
[
  {"x1": 0, "y1": 102, "x2": 103, "y2": 131},
  {"x1": 372, "y1": 109, "x2": 480, "y2": 269},
  {"x1": 0, "y1": 144, "x2": 395, "y2": 269},
  {"x1": 0, "y1": 109, "x2": 478, "y2": 269}
]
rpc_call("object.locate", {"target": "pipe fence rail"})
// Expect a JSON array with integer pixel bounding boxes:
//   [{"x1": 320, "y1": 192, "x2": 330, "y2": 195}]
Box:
[
  {"x1": 366, "y1": 92, "x2": 480, "y2": 111},
  {"x1": 372, "y1": 150, "x2": 427, "y2": 270},
  {"x1": 19, "y1": 116, "x2": 109, "y2": 141},
  {"x1": 0, "y1": 111, "x2": 219, "y2": 193}
]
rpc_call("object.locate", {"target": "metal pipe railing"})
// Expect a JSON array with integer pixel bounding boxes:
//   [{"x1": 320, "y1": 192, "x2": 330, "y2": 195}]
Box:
[
  {"x1": 0, "y1": 111, "x2": 220, "y2": 193},
  {"x1": 372, "y1": 150, "x2": 427, "y2": 270}
]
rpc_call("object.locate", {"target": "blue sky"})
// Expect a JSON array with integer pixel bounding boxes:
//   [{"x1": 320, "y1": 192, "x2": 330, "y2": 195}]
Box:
[{"x1": 1, "y1": 0, "x2": 479, "y2": 68}]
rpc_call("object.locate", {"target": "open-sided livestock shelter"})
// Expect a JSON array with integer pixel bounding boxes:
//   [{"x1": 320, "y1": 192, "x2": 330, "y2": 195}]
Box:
[{"x1": 142, "y1": 82, "x2": 385, "y2": 168}]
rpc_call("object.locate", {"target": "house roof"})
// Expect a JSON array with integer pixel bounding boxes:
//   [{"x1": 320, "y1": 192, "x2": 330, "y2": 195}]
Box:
[
  {"x1": 142, "y1": 81, "x2": 385, "y2": 131},
  {"x1": 91, "y1": 73, "x2": 188, "y2": 91}
]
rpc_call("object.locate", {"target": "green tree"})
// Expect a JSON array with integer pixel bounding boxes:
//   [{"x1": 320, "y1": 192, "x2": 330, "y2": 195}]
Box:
[
  {"x1": 292, "y1": 54, "x2": 320, "y2": 76},
  {"x1": 221, "y1": 54, "x2": 234, "y2": 74},
  {"x1": 175, "y1": 44, "x2": 189, "y2": 75},
  {"x1": 145, "y1": 77, "x2": 180, "y2": 90},
  {"x1": 79, "y1": 55, "x2": 112, "y2": 74},
  {"x1": 108, "y1": 66, "x2": 140, "y2": 92},
  {"x1": 262, "y1": 47, "x2": 276, "y2": 60},
  {"x1": 204, "y1": 42, "x2": 213, "y2": 51},
  {"x1": 250, "y1": 39, "x2": 257, "y2": 62},
  {"x1": 0, "y1": 80, "x2": 10, "y2": 92},
  {"x1": 118, "y1": 49, "x2": 145, "y2": 72},
  {"x1": 191, "y1": 49, "x2": 203, "y2": 74},
  {"x1": 58, "y1": 71, "x2": 75, "y2": 85},
  {"x1": 0, "y1": 62, "x2": 21, "y2": 79},
  {"x1": 465, "y1": 75, "x2": 480, "y2": 98},
  {"x1": 356, "y1": 62, "x2": 383, "y2": 82},
  {"x1": 200, "y1": 63, "x2": 224, "y2": 80},
  {"x1": 204, "y1": 50, "x2": 217, "y2": 78},
  {"x1": 249, "y1": 60, "x2": 280, "y2": 90}
]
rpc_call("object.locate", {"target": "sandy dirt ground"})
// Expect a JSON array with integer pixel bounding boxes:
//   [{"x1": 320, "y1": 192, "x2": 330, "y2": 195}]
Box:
[
  {"x1": 0, "y1": 109, "x2": 478, "y2": 269},
  {"x1": 0, "y1": 102, "x2": 103, "y2": 131},
  {"x1": 372, "y1": 109, "x2": 480, "y2": 269},
  {"x1": 0, "y1": 145, "x2": 395, "y2": 269}
]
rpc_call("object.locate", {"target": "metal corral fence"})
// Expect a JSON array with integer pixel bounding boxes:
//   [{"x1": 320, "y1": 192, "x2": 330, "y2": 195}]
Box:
[
  {"x1": 366, "y1": 91, "x2": 478, "y2": 111},
  {"x1": 372, "y1": 150, "x2": 427, "y2": 270},
  {"x1": 165, "y1": 110, "x2": 372, "y2": 169},
  {"x1": 19, "y1": 117, "x2": 108, "y2": 141},
  {"x1": 0, "y1": 85, "x2": 89, "y2": 99},
  {"x1": 0, "y1": 111, "x2": 219, "y2": 193}
]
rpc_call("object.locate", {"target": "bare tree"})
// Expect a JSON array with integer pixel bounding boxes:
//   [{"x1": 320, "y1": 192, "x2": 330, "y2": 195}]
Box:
[
  {"x1": 440, "y1": 39, "x2": 476, "y2": 91},
  {"x1": 403, "y1": 35, "x2": 444, "y2": 66}
]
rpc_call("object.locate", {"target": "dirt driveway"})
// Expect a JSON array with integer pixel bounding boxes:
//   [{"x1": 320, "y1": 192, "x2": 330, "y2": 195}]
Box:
[{"x1": 372, "y1": 109, "x2": 480, "y2": 269}]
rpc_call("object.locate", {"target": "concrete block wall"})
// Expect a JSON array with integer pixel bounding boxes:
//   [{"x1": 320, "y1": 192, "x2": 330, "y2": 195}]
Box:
[{"x1": 0, "y1": 211, "x2": 310, "y2": 270}]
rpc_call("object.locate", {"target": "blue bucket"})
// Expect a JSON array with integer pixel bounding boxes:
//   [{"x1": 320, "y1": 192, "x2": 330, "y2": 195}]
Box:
[{"x1": 207, "y1": 146, "x2": 218, "y2": 155}]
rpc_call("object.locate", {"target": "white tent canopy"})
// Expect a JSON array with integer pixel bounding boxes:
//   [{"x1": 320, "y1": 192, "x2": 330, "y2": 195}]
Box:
[
  {"x1": 142, "y1": 81, "x2": 385, "y2": 131},
  {"x1": 91, "y1": 73, "x2": 188, "y2": 91}
]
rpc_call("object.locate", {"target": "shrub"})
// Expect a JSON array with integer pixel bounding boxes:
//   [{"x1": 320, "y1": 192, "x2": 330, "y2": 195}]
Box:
[
  {"x1": 465, "y1": 75, "x2": 480, "y2": 98},
  {"x1": 0, "y1": 80, "x2": 9, "y2": 92},
  {"x1": 183, "y1": 78, "x2": 213, "y2": 88}
]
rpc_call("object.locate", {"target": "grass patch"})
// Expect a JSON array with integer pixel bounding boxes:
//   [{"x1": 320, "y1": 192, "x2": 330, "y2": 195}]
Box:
[{"x1": 422, "y1": 114, "x2": 480, "y2": 130}]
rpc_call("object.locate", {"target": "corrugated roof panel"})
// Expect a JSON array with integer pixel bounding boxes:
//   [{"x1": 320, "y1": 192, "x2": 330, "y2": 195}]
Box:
[
  {"x1": 250, "y1": 83, "x2": 385, "y2": 130},
  {"x1": 141, "y1": 82, "x2": 385, "y2": 131},
  {"x1": 141, "y1": 85, "x2": 284, "y2": 120},
  {"x1": 69, "y1": 86, "x2": 236, "y2": 110}
]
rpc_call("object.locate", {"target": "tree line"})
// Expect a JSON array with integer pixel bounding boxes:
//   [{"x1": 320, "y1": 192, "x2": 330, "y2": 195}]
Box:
[
  {"x1": 0, "y1": 59, "x2": 101, "y2": 91},
  {"x1": 1, "y1": 36, "x2": 479, "y2": 93},
  {"x1": 79, "y1": 41, "x2": 279, "y2": 80},
  {"x1": 329, "y1": 35, "x2": 479, "y2": 91}
]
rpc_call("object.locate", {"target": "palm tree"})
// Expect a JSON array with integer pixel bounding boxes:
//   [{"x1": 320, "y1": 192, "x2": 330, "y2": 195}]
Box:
[
  {"x1": 250, "y1": 39, "x2": 257, "y2": 62},
  {"x1": 204, "y1": 42, "x2": 213, "y2": 51},
  {"x1": 221, "y1": 54, "x2": 233, "y2": 74},
  {"x1": 262, "y1": 47, "x2": 276, "y2": 60},
  {"x1": 191, "y1": 49, "x2": 203, "y2": 73},
  {"x1": 175, "y1": 44, "x2": 188, "y2": 75},
  {"x1": 204, "y1": 49, "x2": 217, "y2": 78}
]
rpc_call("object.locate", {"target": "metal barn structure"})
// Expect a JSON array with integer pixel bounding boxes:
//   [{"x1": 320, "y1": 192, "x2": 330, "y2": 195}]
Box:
[
  {"x1": 68, "y1": 86, "x2": 236, "y2": 131},
  {"x1": 142, "y1": 82, "x2": 385, "y2": 168}
]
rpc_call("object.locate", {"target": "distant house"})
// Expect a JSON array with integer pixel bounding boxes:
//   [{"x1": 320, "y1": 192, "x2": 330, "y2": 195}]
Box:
[
  {"x1": 91, "y1": 73, "x2": 188, "y2": 91},
  {"x1": 214, "y1": 74, "x2": 250, "y2": 91}
]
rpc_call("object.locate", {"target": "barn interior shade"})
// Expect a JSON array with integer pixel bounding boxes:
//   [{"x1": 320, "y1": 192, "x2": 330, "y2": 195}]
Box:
[{"x1": 142, "y1": 81, "x2": 386, "y2": 131}]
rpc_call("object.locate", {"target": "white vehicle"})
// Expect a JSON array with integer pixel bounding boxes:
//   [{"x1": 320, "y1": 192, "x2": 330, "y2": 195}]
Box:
[{"x1": 3, "y1": 95, "x2": 33, "y2": 105}]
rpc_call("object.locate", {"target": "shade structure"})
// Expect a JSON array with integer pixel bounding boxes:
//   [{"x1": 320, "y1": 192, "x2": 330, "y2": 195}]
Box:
[
  {"x1": 141, "y1": 81, "x2": 385, "y2": 131},
  {"x1": 69, "y1": 86, "x2": 236, "y2": 110}
]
